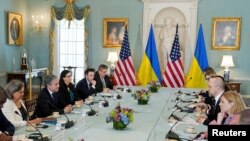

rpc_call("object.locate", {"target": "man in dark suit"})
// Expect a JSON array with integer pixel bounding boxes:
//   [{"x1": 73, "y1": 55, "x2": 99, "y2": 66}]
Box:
[
  {"x1": 196, "y1": 76, "x2": 225, "y2": 125},
  {"x1": 94, "y1": 64, "x2": 115, "y2": 93},
  {"x1": 0, "y1": 87, "x2": 14, "y2": 141},
  {"x1": 32, "y1": 74, "x2": 72, "y2": 118},
  {"x1": 76, "y1": 68, "x2": 97, "y2": 100}
]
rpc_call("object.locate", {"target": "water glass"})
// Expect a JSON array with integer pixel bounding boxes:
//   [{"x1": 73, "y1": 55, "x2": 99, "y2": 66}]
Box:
[
  {"x1": 55, "y1": 123, "x2": 61, "y2": 131},
  {"x1": 82, "y1": 109, "x2": 87, "y2": 117},
  {"x1": 80, "y1": 109, "x2": 87, "y2": 125},
  {"x1": 57, "y1": 120, "x2": 66, "y2": 130}
]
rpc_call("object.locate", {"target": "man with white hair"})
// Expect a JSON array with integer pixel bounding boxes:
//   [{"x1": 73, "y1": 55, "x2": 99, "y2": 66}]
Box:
[{"x1": 218, "y1": 25, "x2": 236, "y2": 46}]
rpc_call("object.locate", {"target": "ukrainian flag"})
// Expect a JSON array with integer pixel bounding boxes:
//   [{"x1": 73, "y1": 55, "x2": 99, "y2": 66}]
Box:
[
  {"x1": 138, "y1": 24, "x2": 162, "y2": 86},
  {"x1": 185, "y1": 24, "x2": 208, "y2": 88}
]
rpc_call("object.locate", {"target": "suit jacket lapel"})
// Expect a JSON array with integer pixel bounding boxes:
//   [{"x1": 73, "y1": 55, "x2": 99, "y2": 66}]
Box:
[
  {"x1": 45, "y1": 88, "x2": 56, "y2": 105},
  {"x1": 83, "y1": 79, "x2": 88, "y2": 89}
]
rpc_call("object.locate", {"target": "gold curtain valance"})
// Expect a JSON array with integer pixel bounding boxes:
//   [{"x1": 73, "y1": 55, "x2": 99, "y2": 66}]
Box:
[{"x1": 49, "y1": 3, "x2": 91, "y2": 73}]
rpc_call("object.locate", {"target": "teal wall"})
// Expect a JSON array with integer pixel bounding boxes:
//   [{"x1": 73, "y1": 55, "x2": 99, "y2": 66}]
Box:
[
  {"x1": 84, "y1": 0, "x2": 143, "y2": 70},
  {"x1": 198, "y1": 0, "x2": 250, "y2": 93},
  {"x1": 0, "y1": 0, "x2": 250, "y2": 93},
  {"x1": 0, "y1": 0, "x2": 28, "y2": 85},
  {"x1": 18, "y1": 0, "x2": 143, "y2": 71}
]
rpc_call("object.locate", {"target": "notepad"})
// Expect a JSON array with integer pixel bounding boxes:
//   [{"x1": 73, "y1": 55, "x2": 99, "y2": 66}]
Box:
[
  {"x1": 99, "y1": 92, "x2": 112, "y2": 97},
  {"x1": 42, "y1": 117, "x2": 57, "y2": 125}
]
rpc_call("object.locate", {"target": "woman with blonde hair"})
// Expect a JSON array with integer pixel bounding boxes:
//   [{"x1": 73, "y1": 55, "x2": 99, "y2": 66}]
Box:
[
  {"x1": 215, "y1": 91, "x2": 246, "y2": 125},
  {"x1": 2, "y1": 80, "x2": 42, "y2": 128},
  {"x1": 196, "y1": 91, "x2": 246, "y2": 139}
]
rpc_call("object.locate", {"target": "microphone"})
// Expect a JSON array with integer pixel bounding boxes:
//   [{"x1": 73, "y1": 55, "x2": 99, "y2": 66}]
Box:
[
  {"x1": 47, "y1": 101, "x2": 74, "y2": 129},
  {"x1": 168, "y1": 108, "x2": 181, "y2": 121},
  {"x1": 15, "y1": 111, "x2": 49, "y2": 141},
  {"x1": 85, "y1": 104, "x2": 96, "y2": 116},
  {"x1": 169, "y1": 101, "x2": 196, "y2": 120},
  {"x1": 174, "y1": 93, "x2": 195, "y2": 102},
  {"x1": 91, "y1": 86, "x2": 108, "y2": 107},
  {"x1": 91, "y1": 84, "x2": 109, "y2": 109},
  {"x1": 117, "y1": 74, "x2": 132, "y2": 93},
  {"x1": 166, "y1": 112, "x2": 192, "y2": 141},
  {"x1": 113, "y1": 90, "x2": 122, "y2": 99},
  {"x1": 27, "y1": 122, "x2": 49, "y2": 141},
  {"x1": 176, "y1": 97, "x2": 195, "y2": 103},
  {"x1": 96, "y1": 93, "x2": 109, "y2": 107},
  {"x1": 172, "y1": 93, "x2": 183, "y2": 102},
  {"x1": 126, "y1": 87, "x2": 132, "y2": 93},
  {"x1": 169, "y1": 100, "x2": 184, "y2": 120},
  {"x1": 117, "y1": 86, "x2": 132, "y2": 93},
  {"x1": 175, "y1": 101, "x2": 197, "y2": 113},
  {"x1": 193, "y1": 132, "x2": 204, "y2": 140},
  {"x1": 182, "y1": 91, "x2": 198, "y2": 96},
  {"x1": 177, "y1": 77, "x2": 193, "y2": 94}
]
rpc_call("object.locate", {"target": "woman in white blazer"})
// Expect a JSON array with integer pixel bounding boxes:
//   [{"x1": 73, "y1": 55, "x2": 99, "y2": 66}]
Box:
[{"x1": 2, "y1": 80, "x2": 42, "y2": 128}]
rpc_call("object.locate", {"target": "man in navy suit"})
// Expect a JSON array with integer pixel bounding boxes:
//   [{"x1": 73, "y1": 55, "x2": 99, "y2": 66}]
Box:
[
  {"x1": 94, "y1": 64, "x2": 115, "y2": 93},
  {"x1": 0, "y1": 87, "x2": 14, "y2": 141},
  {"x1": 76, "y1": 68, "x2": 97, "y2": 100},
  {"x1": 196, "y1": 76, "x2": 225, "y2": 125},
  {"x1": 32, "y1": 74, "x2": 72, "y2": 118}
]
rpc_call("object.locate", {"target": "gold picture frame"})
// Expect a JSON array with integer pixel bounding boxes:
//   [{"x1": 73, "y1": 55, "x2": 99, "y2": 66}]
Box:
[
  {"x1": 211, "y1": 17, "x2": 241, "y2": 50},
  {"x1": 103, "y1": 18, "x2": 128, "y2": 48},
  {"x1": 7, "y1": 12, "x2": 23, "y2": 46}
]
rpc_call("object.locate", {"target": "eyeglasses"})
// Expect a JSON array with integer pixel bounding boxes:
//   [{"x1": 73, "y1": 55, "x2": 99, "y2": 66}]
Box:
[{"x1": 205, "y1": 77, "x2": 210, "y2": 81}]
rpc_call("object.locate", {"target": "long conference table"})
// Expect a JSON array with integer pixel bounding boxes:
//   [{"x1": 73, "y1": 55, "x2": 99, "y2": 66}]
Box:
[{"x1": 14, "y1": 87, "x2": 207, "y2": 141}]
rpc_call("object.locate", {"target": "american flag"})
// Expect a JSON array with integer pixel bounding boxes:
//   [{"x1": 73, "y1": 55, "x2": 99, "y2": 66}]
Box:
[
  {"x1": 114, "y1": 26, "x2": 136, "y2": 86},
  {"x1": 162, "y1": 24, "x2": 184, "y2": 87}
]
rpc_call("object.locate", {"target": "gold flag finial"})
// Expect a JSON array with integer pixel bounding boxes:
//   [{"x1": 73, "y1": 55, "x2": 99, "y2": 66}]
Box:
[{"x1": 65, "y1": 0, "x2": 75, "y2": 4}]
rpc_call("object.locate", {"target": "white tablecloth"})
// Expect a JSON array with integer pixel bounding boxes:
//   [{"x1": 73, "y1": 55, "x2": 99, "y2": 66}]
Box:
[{"x1": 15, "y1": 87, "x2": 206, "y2": 141}]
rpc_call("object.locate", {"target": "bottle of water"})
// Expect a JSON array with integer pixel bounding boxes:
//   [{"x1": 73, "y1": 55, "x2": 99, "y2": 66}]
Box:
[{"x1": 80, "y1": 109, "x2": 87, "y2": 125}]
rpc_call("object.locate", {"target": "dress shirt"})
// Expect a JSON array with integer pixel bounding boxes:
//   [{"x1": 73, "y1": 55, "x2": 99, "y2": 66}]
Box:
[{"x1": 214, "y1": 92, "x2": 224, "y2": 106}]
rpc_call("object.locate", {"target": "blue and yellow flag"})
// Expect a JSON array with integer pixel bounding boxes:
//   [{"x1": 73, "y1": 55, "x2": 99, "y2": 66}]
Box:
[
  {"x1": 138, "y1": 24, "x2": 162, "y2": 86},
  {"x1": 185, "y1": 24, "x2": 208, "y2": 88}
]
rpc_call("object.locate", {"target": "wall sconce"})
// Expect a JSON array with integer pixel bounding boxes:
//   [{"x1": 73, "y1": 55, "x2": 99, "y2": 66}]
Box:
[
  {"x1": 220, "y1": 55, "x2": 235, "y2": 82},
  {"x1": 107, "y1": 52, "x2": 118, "y2": 75},
  {"x1": 32, "y1": 15, "x2": 45, "y2": 32}
]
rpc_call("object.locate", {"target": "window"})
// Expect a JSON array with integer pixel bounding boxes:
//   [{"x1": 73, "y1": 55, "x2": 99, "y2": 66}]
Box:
[{"x1": 57, "y1": 19, "x2": 85, "y2": 83}]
